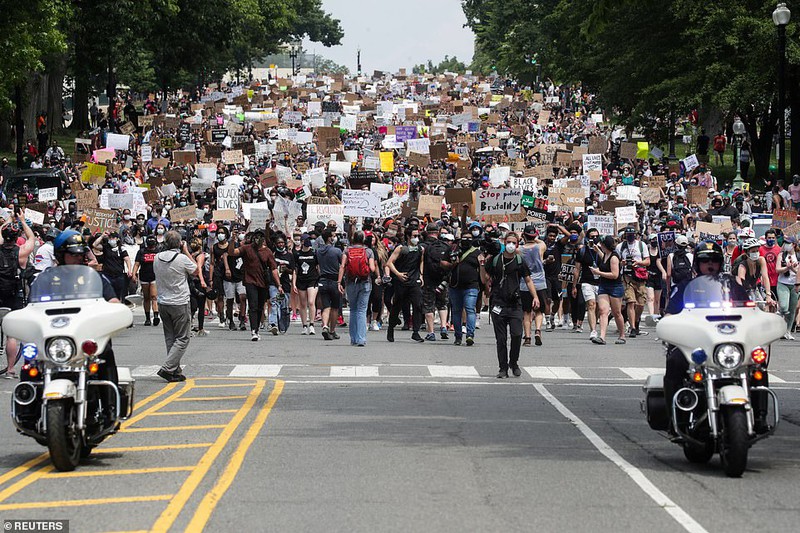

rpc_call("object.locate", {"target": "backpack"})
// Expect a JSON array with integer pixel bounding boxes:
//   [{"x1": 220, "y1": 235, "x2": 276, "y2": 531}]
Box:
[
  {"x1": 0, "y1": 246, "x2": 22, "y2": 294},
  {"x1": 345, "y1": 246, "x2": 371, "y2": 280},
  {"x1": 671, "y1": 250, "x2": 693, "y2": 284}
]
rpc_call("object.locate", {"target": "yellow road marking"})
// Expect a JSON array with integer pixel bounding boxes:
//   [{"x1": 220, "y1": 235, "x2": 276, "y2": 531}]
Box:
[
  {"x1": 0, "y1": 381, "x2": 194, "y2": 504},
  {"x1": 43, "y1": 466, "x2": 195, "y2": 478},
  {"x1": 193, "y1": 383, "x2": 256, "y2": 389},
  {"x1": 0, "y1": 382, "x2": 178, "y2": 489},
  {"x1": 185, "y1": 380, "x2": 285, "y2": 532},
  {"x1": 172, "y1": 395, "x2": 248, "y2": 402},
  {"x1": 148, "y1": 409, "x2": 239, "y2": 416},
  {"x1": 0, "y1": 494, "x2": 173, "y2": 511},
  {"x1": 122, "y1": 425, "x2": 227, "y2": 433},
  {"x1": 94, "y1": 443, "x2": 213, "y2": 454},
  {"x1": 150, "y1": 380, "x2": 266, "y2": 533}
]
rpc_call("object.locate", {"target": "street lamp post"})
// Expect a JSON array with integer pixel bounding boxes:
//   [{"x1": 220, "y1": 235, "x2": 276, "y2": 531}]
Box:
[
  {"x1": 773, "y1": 2, "x2": 791, "y2": 184},
  {"x1": 732, "y1": 117, "x2": 746, "y2": 190},
  {"x1": 288, "y1": 41, "x2": 301, "y2": 76}
]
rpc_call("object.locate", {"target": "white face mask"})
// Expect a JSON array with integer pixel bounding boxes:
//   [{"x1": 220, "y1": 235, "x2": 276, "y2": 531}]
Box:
[
  {"x1": 748, "y1": 251, "x2": 760, "y2": 261},
  {"x1": 409, "y1": 237, "x2": 419, "y2": 246},
  {"x1": 217, "y1": 233, "x2": 226, "y2": 243},
  {"x1": 156, "y1": 228, "x2": 165, "y2": 235},
  {"x1": 471, "y1": 229, "x2": 481, "y2": 237},
  {"x1": 505, "y1": 242, "x2": 517, "y2": 253},
  {"x1": 108, "y1": 239, "x2": 118, "y2": 247}
]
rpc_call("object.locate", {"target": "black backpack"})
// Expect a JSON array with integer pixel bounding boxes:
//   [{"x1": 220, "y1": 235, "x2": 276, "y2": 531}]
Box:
[
  {"x1": 671, "y1": 250, "x2": 693, "y2": 284},
  {"x1": 0, "y1": 246, "x2": 23, "y2": 294}
]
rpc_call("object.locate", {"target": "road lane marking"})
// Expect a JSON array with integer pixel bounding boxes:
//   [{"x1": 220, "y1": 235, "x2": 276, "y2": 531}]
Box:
[
  {"x1": 769, "y1": 375, "x2": 787, "y2": 384},
  {"x1": 185, "y1": 380, "x2": 285, "y2": 531},
  {"x1": 620, "y1": 367, "x2": 663, "y2": 380},
  {"x1": 229, "y1": 364, "x2": 283, "y2": 377},
  {"x1": 0, "y1": 494, "x2": 173, "y2": 511},
  {"x1": 94, "y1": 443, "x2": 213, "y2": 454},
  {"x1": 43, "y1": 466, "x2": 195, "y2": 478},
  {"x1": 330, "y1": 366, "x2": 380, "y2": 377},
  {"x1": 132, "y1": 365, "x2": 161, "y2": 377},
  {"x1": 122, "y1": 424, "x2": 227, "y2": 432},
  {"x1": 0, "y1": 382, "x2": 178, "y2": 490},
  {"x1": 524, "y1": 366, "x2": 583, "y2": 380},
  {"x1": 148, "y1": 409, "x2": 239, "y2": 416},
  {"x1": 149, "y1": 380, "x2": 267, "y2": 533},
  {"x1": 427, "y1": 365, "x2": 481, "y2": 378},
  {"x1": 534, "y1": 384, "x2": 709, "y2": 533},
  {"x1": 173, "y1": 395, "x2": 248, "y2": 402},
  {"x1": 194, "y1": 383, "x2": 256, "y2": 388}
]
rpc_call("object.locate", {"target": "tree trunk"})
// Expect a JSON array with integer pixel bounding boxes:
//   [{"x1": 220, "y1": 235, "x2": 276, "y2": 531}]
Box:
[
  {"x1": 790, "y1": 63, "x2": 799, "y2": 178},
  {"x1": 46, "y1": 54, "x2": 67, "y2": 134},
  {"x1": 744, "y1": 108, "x2": 777, "y2": 189}
]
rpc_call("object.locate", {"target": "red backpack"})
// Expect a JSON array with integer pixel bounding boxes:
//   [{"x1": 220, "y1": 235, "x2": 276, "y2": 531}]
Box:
[{"x1": 346, "y1": 246, "x2": 371, "y2": 280}]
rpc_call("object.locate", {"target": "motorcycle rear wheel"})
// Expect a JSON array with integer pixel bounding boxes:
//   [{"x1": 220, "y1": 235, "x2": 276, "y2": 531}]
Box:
[
  {"x1": 46, "y1": 400, "x2": 82, "y2": 471},
  {"x1": 683, "y1": 441, "x2": 715, "y2": 463},
  {"x1": 720, "y1": 407, "x2": 749, "y2": 478}
]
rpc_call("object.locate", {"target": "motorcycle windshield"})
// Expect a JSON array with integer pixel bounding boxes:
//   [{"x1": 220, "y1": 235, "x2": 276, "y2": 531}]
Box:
[
  {"x1": 683, "y1": 275, "x2": 749, "y2": 309},
  {"x1": 28, "y1": 265, "x2": 105, "y2": 303}
]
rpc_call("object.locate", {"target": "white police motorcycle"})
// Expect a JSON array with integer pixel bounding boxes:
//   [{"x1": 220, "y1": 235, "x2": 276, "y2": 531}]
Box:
[
  {"x1": 643, "y1": 276, "x2": 785, "y2": 477},
  {"x1": 4, "y1": 265, "x2": 135, "y2": 471}
]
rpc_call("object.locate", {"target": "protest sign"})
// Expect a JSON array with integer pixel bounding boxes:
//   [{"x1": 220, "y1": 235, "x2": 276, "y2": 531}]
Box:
[
  {"x1": 549, "y1": 187, "x2": 585, "y2": 211},
  {"x1": 81, "y1": 163, "x2": 107, "y2": 184},
  {"x1": 582, "y1": 153, "x2": 602, "y2": 172},
  {"x1": 639, "y1": 188, "x2": 662, "y2": 204},
  {"x1": 106, "y1": 133, "x2": 130, "y2": 151},
  {"x1": 173, "y1": 150, "x2": 197, "y2": 165},
  {"x1": 683, "y1": 154, "x2": 699, "y2": 173},
  {"x1": 223, "y1": 150, "x2": 244, "y2": 165},
  {"x1": 711, "y1": 216, "x2": 733, "y2": 233},
  {"x1": 657, "y1": 231, "x2": 676, "y2": 259},
  {"x1": 38, "y1": 187, "x2": 58, "y2": 202},
  {"x1": 303, "y1": 167, "x2": 327, "y2": 189},
  {"x1": 488, "y1": 166, "x2": 510, "y2": 187},
  {"x1": 380, "y1": 196, "x2": 403, "y2": 218},
  {"x1": 212, "y1": 209, "x2": 237, "y2": 221},
  {"x1": 524, "y1": 206, "x2": 553, "y2": 230},
  {"x1": 151, "y1": 157, "x2": 170, "y2": 168},
  {"x1": 406, "y1": 138, "x2": 430, "y2": 154},
  {"x1": 306, "y1": 204, "x2": 344, "y2": 228},
  {"x1": 417, "y1": 195, "x2": 444, "y2": 215},
  {"x1": 329, "y1": 160, "x2": 352, "y2": 177},
  {"x1": 217, "y1": 185, "x2": 240, "y2": 211},
  {"x1": 687, "y1": 186, "x2": 708, "y2": 206},
  {"x1": 341, "y1": 190, "x2": 381, "y2": 218},
  {"x1": 510, "y1": 176, "x2": 537, "y2": 192},
  {"x1": 83, "y1": 208, "x2": 117, "y2": 234},
  {"x1": 108, "y1": 194, "x2": 134, "y2": 210},
  {"x1": 24, "y1": 209, "x2": 46, "y2": 226},
  {"x1": 616, "y1": 185, "x2": 641, "y2": 201},
  {"x1": 771, "y1": 209, "x2": 798, "y2": 230},
  {"x1": 588, "y1": 214, "x2": 615, "y2": 237},
  {"x1": 475, "y1": 188, "x2": 522, "y2": 216},
  {"x1": 395, "y1": 126, "x2": 417, "y2": 142},
  {"x1": 619, "y1": 142, "x2": 638, "y2": 160},
  {"x1": 588, "y1": 136, "x2": 607, "y2": 155},
  {"x1": 615, "y1": 206, "x2": 638, "y2": 225},
  {"x1": 696, "y1": 221, "x2": 723, "y2": 240},
  {"x1": 169, "y1": 205, "x2": 198, "y2": 222},
  {"x1": 781, "y1": 221, "x2": 800, "y2": 242},
  {"x1": 370, "y1": 182, "x2": 393, "y2": 198},
  {"x1": 380, "y1": 152, "x2": 395, "y2": 172},
  {"x1": 558, "y1": 262, "x2": 576, "y2": 283},
  {"x1": 642, "y1": 175, "x2": 667, "y2": 188},
  {"x1": 249, "y1": 208, "x2": 271, "y2": 231},
  {"x1": 408, "y1": 152, "x2": 431, "y2": 167},
  {"x1": 393, "y1": 176, "x2": 410, "y2": 197},
  {"x1": 75, "y1": 189, "x2": 98, "y2": 212}
]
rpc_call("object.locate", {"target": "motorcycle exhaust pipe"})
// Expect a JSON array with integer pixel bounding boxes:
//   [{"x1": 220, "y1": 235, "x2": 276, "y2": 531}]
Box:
[
  {"x1": 13, "y1": 382, "x2": 38, "y2": 406},
  {"x1": 675, "y1": 388, "x2": 699, "y2": 412}
]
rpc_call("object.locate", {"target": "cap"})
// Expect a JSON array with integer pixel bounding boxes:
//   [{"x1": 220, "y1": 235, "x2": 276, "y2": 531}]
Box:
[
  {"x1": 648, "y1": 233, "x2": 658, "y2": 240},
  {"x1": 624, "y1": 226, "x2": 637, "y2": 234},
  {"x1": 675, "y1": 234, "x2": 689, "y2": 246},
  {"x1": 441, "y1": 233, "x2": 454, "y2": 241},
  {"x1": 498, "y1": 223, "x2": 511, "y2": 231},
  {"x1": 523, "y1": 224, "x2": 538, "y2": 237},
  {"x1": 738, "y1": 227, "x2": 755, "y2": 238}
]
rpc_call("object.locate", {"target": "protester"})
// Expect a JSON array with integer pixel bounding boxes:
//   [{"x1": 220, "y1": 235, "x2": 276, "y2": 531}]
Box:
[
  {"x1": 339, "y1": 230, "x2": 376, "y2": 346},
  {"x1": 591, "y1": 236, "x2": 626, "y2": 345}
]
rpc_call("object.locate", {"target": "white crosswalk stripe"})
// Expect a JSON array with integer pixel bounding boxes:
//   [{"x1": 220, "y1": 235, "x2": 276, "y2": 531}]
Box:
[
  {"x1": 131, "y1": 365, "x2": 161, "y2": 377},
  {"x1": 524, "y1": 367, "x2": 583, "y2": 380},
  {"x1": 427, "y1": 365, "x2": 481, "y2": 378},
  {"x1": 330, "y1": 366, "x2": 380, "y2": 377},
  {"x1": 620, "y1": 368, "x2": 663, "y2": 380},
  {"x1": 229, "y1": 364, "x2": 284, "y2": 377}
]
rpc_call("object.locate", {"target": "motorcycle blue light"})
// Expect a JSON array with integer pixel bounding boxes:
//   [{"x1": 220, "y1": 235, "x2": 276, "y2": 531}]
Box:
[
  {"x1": 691, "y1": 348, "x2": 707, "y2": 364},
  {"x1": 21, "y1": 344, "x2": 38, "y2": 361}
]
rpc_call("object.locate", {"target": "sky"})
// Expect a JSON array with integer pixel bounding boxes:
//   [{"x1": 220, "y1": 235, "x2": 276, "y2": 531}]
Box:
[{"x1": 302, "y1": 0, "x2": 475, "y2": 74}]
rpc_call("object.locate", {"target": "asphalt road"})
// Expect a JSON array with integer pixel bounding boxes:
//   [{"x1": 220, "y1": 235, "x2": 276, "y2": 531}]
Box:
[{"x1": 1, "y1": 311, "x2": 800, "y2": 533}]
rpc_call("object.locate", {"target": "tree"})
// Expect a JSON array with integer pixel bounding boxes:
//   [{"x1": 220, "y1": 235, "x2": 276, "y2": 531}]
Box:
[{"x1": 412, "y1": 56, "x2": 468, "y2": 75}]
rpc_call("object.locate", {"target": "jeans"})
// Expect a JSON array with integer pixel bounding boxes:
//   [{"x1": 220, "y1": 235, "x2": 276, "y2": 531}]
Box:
[
  {"x1": 268, "y1": 285, "x2": 289, "y2": 331},
  {"x1": 346, "y1": 280, "x2": 372, "y2": 345},
  {"x1": 777, "y1": 282, "x2": 799, "y2": 332},
  {"x1": 449, "y1": 287, "x2": 479, "y2": 339},
  {"x1": 159, "y1": 303, "x2": 192, "y2": 373}
]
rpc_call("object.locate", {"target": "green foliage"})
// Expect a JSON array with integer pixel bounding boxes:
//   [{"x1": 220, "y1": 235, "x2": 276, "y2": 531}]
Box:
[{"x1": 412, "y1": 56, "x2": 469, "y2": 75}]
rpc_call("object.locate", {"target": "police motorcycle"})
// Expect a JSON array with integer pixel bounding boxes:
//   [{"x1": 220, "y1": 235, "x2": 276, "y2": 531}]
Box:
[
  {"x1": 643, "y1": 274, "x2": 785, "y2": 477},
  {"x1": 4, "y1": 265, "x2": 135, "y2": 471}
]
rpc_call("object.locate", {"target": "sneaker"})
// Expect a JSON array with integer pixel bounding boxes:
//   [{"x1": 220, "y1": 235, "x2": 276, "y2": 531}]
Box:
[
  {"x1": 322, "y1": 326, "x2": 331, "y2": 341},
  {"x1": 239, "y1": 322, "x2": 247, "y2": 331},
  {"x1": 157, "y1": 368, "x2": 186, "y2": 382},
  {"x1": 535, "y1": 331, "x2": 542, "y2": 346},
  {"x1": 337, "y1": 316, "x2": 345, "y2": 327},
  {"x1": 270, "y1": 324, "x2": 278, "y2": 336},
  {"x1": 784, "y1": 332, "x2": 795, "y2": 340},
  {"x1": 153, "y1": 316, "x2": 160, "y2": 327},
  {"x1": 370, "y1": 320, "x2": 380, "y2": 331},
  {"x1": 523, "y1": 337, "x2": 531, "y2": 347},
  {"x1": 229, "y1": 320, "x2": 236, "y2": 331},
  {"x1": 475, "y1": 318, "x2": 481, "y2": 329},
  {"x1": 143, "y1": 318, "x2": 151, "y2": 326},
  {"x1": 411, "y1": 332, "x2": 424, "y2": 343},
  {"x1": 425, "y1": 333, "x2": 436, "y2": 342},
  {"x1": 219, "y1": 319, "x2": 228, "y2": 329},
  {"x1": 301, "y1": 325, "x2": 309, "y2": 335},
  {"x1": 291, "y1": 312, "x2": 299, "y2": 322},
  {"x1": 589, "y1": 330, "x2": 598, "y2": 340},
  {"x1": 331, "y1": 332, "x2": 340, "y2": 340},
  {"x1": 440, "y1": 327, "x2": 449, "y2": 340},
  {"x1": 251, "y1": 331, "x2": 260, "y2": 342},
  {"x1": 629, "y1": 329, "x2": 638, "y2": 339},
  {"x1": 510, "y1": 366, "x2": 522, "y2": 378},
  {"x1": 308, "y1": 325, "x2": 316, "y2": 335},
  {"x1": 453, "y1": 338, "x2": 462, "y2": 346},
  {"x1": 465, "y1": 337, "x2": 474, "y2": 347},
  {"x1": 637, "y1": 329, "x2": 649, "y2": 336},
  {"x1": 545, "y1": 321, "x2": 554, "y2": 332},
  {"x1": 574, "y1": 326, "x2": 583, "y2": 334},
  {"x1": 197, "y1": 329, "x2": 208, "y2": 337},
  {"x1": 496, "y1": 370, "x2": 509, "y2": 379}
]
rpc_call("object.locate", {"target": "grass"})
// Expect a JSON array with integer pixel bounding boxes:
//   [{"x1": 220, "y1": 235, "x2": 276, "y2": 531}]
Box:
[{"x1": 1, "y1": 128, "x2": 82, "y2": 165}]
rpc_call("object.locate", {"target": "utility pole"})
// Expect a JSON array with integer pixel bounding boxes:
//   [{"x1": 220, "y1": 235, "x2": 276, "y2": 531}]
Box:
[{"x1": 357, "y1": 48, "x2": 362, "y2": 76}]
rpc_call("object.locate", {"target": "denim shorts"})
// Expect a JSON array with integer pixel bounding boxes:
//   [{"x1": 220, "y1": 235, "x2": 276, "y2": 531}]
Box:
[{"x1": 598, "y1": 282, "x2": 624, "y2": 299}]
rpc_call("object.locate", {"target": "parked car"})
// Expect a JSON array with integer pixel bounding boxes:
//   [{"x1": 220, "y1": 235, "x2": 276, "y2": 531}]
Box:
[{"x1": 2, "y1": 168, "x2": 66, "y2": 199}]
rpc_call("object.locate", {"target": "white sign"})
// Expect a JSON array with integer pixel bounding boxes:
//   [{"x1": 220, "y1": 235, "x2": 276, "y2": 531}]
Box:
[
  {"x1": 406, "y1": 137, "x2": 430, "y2": 154},
  {"x1": 106, "y1": 133, "x2": 130, "y2": 151},
  {"x1": 582, "y1": 153, "x2": 603, "y2": 172},
  {"x1": 303, "y1": 167, "x2": 327, "y2": 189},
  {"x1": 108, "y1": 193, "x2": 134, "y2": 210},
  {"x1": 370, "y1": 182, "x2": 393, "y2": 198},
  {"x1": 38, "y1": 187, "x2": 58, "y2": 202},
  {"x1": 615, "y1": 206, "x2": 638, "y2": 225},
  {"x1": 24, "y1": 209, "x2": 45, "y2": 225},
  {"x1": 683, "y1": 154, "x2": 699, "y2": 173},
  {"x1": 242, "y1": 201, "x2": 271, "y2": 220},
  {"x1": 341, "y1": 189, "x2": 381, "y2": 218},
  {"x1": 510, "y1": 176, "x2": 537, "y2": 192},
  {"x1": 475, "y1": 188, "x2": 522, "y2": 216},
  {"x1": 363, "y1": 156, "x2": 381, "y2": 170},
  {"x1": 216, "y1": 185, "x2": 240, "y2": 211},
  {"x1": 141, "y1": 145, "x2": 152, "y2": 162},
  {"x1": 306, "y1": 204, "x2": 344, "y2": 228},
  {"x1": 380, "y1": 196, "x2": 403, "y2": 218},
  {"x1": 488, "y1": 166, "x2": 510, "y2": 187},
  {"x1": 339, "y1": 115, "x2": 357, "y2": 132},
  {"x1": 587, "y1": 214, "x2": 615, "y2": 236},
  {"x1": 616, "y1": 185, "x2": 641, "y2": 201},
  {"x1": 329, "y1": 161, "x2": 352, "y2": 177}
]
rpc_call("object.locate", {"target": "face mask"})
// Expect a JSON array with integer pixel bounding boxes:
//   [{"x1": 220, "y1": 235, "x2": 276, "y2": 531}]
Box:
[
  {"x1": 650, "y1": 240, "x2": 658, "y2": 247},
  {"x1": 728, "y1": 240, "x2": 737, "y2": 247},
  {"x1": 179, "y1": 202, "x2": 187, "y2": 207},
  {"x1": 749, "y1": 251, "x2": 760, "y2": 261},
  {"x1": 294, "y1": 239, "x2": 301, "y2": 247},
  {"x1": 270, "y1": 196, "x2": 277, "y2": 202},
  {"x1": 156, "y1": 228, "x2": 165, "y2": 235},
  {"x1": 471, "y1": 229, "x2": 481, "y2": 237},
  {"x1": 217, "y1": 234, "x2": 227, "y2": 243},
  {"x1": 505, "y1": 242, "x2": 517, "y2": 253},
  {"x1": 626, "y1": 234, "x2": 636, "y2": 243},
  {"x1": 204, "y1": 208, "x2": 210, "y2": 214},
  {"x1": 108, "y1": 239, "x2": 118, "y2": 247},
  {"x1": 123, "y1": 214, "x2": 132, "y2": 220},
  {"x1": 766, "y1": 239, "x2": 776, "y2": 246},
  {"x1": 238, "y1": 234, "x2": 245, "y2": 242},
  {"x1": 276, "y1": 245, "x2": 286, "y2": 252},
  {"x1": 409, "y1": 237, "x2": 419, "y2": 246},
  {"x1": 569, "y1": 234, "x2": 579, "y2": 243},
  {"x1": 461, "y1": 240, "x2": 472, "y2": 250}
]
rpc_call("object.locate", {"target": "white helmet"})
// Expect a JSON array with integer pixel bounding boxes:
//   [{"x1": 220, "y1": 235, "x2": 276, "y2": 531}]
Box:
[{"x1": 742, "y1": 238, "x2": 760, "y2": 250}]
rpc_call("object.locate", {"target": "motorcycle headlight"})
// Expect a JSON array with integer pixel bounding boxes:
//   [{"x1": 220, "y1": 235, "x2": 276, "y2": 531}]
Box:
[
  {"x1": 46, "y1": 338, "x2": 75, "y2": 364},
  {"x1": 714, "y1": 343, "x2": 743, "y2": 370}
]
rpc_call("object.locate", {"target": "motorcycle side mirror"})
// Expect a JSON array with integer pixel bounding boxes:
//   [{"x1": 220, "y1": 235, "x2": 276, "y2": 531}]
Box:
[{"x1": 691, "y1": 348, "x2": 707, "y2": 365}]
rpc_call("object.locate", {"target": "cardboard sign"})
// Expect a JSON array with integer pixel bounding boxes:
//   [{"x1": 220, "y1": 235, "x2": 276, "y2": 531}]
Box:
[
  {"x1": 619, "y1": 142, "x2": 638, "y2": 160},
  {"x1": 588, "y1": 136, "x2": 607, "y2": 155},
  {"x1": 549, "y1": 187, "x2": 585, "y2": 210},
  {"x1": 687, "y1": 186, "x2": 708, "y2": 206},
  {"x1": 771, "y1": 209, "x2": 798, "y2": 230},
  {"x1": 151, "y1": 157, "x2": 170, "y2": 168},
  {"x1": 781, "y1": 221, "x2": 800, "y2": 241},
  {"x1": 416, "y1": 195, "x2": 444, "y2": 216},
  {"x1": 217, "y1": 185, "x2": 240, "y2": 211},
  {"x1": 587, "y1": 214, "x2": 615, "y2": 237},
  {"x1": 615, "y1": 206, "x2": 638, "y2": 225},
  {"x1": 341, "y1": 189, "x2": 381, "y2": 218},
  {"x1": 642, "y1": 175, "x2": 667, "y2": 188},
  {"x1": 475, "y1": 188, "x2": 522, "y2": 216},
  {"x1": 212, "y1": 209, "x2": 237, "y2": 221},
  {"x1": 408, "y1": 152, "x2": 431, "y2": 168},
  {"x1": 82, "y1": 208, "x2": 117, "y2": 234},
  {"x1": 75, "y1": 189, "x2": 99, "y2": 211},
  {"x1": 168, "y1": 205, "x2": 198, "y2": 222},
  {"x1": 445, "y1": 188, "x2": 474, "y2": 207},
  {"x1": 173, "y1": 150, "x2": 197, "y2": 165},
  {"x1": 430, "y1": 143, "x2": 448, "y2": 161},
  {"x1": 222, "y1": 150, "x2": 243, "y2": 165},
  {"x1": 696, "y1": 221, "x2": 723, "y2": 240},
  {"x1": 306, "y1": 204, "x2": 344, "y2": 228},
  {"x1": 639, "y1": 187, "x2": 662, "y2": 204}
]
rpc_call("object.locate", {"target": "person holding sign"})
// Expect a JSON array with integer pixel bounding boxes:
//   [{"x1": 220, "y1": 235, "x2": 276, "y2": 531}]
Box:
[{"x1": 590, "y1": 236, "x2": 626, "y2": 345}]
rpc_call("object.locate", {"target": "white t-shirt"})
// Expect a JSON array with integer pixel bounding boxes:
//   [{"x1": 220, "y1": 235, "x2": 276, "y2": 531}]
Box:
[{"x1": 33, "y1": 242, "x2": 56, "y2": 272}]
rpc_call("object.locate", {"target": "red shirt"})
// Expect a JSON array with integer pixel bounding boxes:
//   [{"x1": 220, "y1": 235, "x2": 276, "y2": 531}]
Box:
[
  {"x1": 237, "y1": 243, "x2": 277, "y2": 288},
  {"x1": 759, "y1": 244, "x2": 781, "y2": 286}
]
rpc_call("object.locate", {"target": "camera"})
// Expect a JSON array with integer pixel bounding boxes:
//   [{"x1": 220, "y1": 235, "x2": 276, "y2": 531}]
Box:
[{"x1": 435, "y1": 280, "x2": 449, "y2": 294}]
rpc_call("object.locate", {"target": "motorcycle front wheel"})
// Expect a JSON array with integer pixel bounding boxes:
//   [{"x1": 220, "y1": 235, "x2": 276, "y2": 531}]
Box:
[
  {"x1": 46, "y1": 400, "x2": 82, "y2": 471},
  {"x1": 720, "y1": 406, "x2": 749, "y2": 477}
]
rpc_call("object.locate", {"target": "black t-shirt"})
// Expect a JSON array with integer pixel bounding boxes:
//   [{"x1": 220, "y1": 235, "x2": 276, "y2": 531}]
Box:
[
  {"x1": 226, "y1": 247, "x2": 245, "y2": 283},
  {"x1": 422, "y1": 238, "x2": 451, "y2": 284},
  {"x1": 135, "y1": 247, "x2": 159, "y2": 282},
  {"x1": 100, "y1": 244, "x2": 128, "y2": 277},
  {"x1": 485, "y1": 254, "x2": 531, "y2": 309},
  {"x1": 294, "y1": 249, "x2": 319, "y2": 284},
  {"x1": 395, "y1": 245, "x2": 422, "y2": 286},
  {"x1": 273, "y1": 249, "x2": 295, "y2": 292},
  {"x1": 575, "y1": 245, "x2": 601, "y2": 285},
  {"x1": 450, "y1": 248, "x2": 481, "y2": 290},
  {"x1": 543, "y1": 240, "x2": 565, "y2": 278},
  {"x1": 212, "y1": 243, "x2": 229, "y2": 280}
]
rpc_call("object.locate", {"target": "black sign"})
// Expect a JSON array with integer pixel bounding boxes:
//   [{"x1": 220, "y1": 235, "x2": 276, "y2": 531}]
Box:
[
  {"x1": 211, "y1": 129, "x2": 227, "y2": 143},
  {"x1": 524, "y1": 206, "x2": 554, "y2": 222},
  {"x1": 351, "y1": 170, "x2": 377, "y2": 181},
  {"x1": 322, "y1": 101, "x2": 341, "y2": 113},
  {"x1": 178, "y1": 122, "x2": 191, "y2": 142}
]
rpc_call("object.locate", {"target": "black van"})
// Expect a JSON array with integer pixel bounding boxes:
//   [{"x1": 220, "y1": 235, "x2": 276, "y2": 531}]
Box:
[{"x1": 3, "y1": 168, "x2": 66, "y2": 199}]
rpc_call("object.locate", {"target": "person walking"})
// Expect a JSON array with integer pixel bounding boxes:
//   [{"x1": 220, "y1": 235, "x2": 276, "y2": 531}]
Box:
[
  {"x1": 339, "y1": 231, "x2": 376, "y2": 346},
  {"x1": 386, "y1": 226, "x2": 425, "y2": 343},
  {"x1": 481, "y1": 232, "x2": 539, "y2": 378},
  {"x1": 153, "y1": 231, "x2": 198, "y2": 382},
  {"x1": 316, "y1": 228, "x2": 344, "y2": 341},
  {"x1": 520, "y1": 225, "x2": 548, "y2": 346},
  {"x1": 590, "y1": 236, "x2": 626, "y2": 345},
  {"x1": 448, "y1": 233, "x2": 483, "y2": 347},
  {"x1": 775, "y1": 238, "x2": 799, "y2": 339}
]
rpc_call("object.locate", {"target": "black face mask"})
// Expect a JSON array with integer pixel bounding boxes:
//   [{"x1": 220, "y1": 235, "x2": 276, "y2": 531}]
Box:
[{"x1": 460, "y1": 240, "x2": 472, "y2": 250}]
